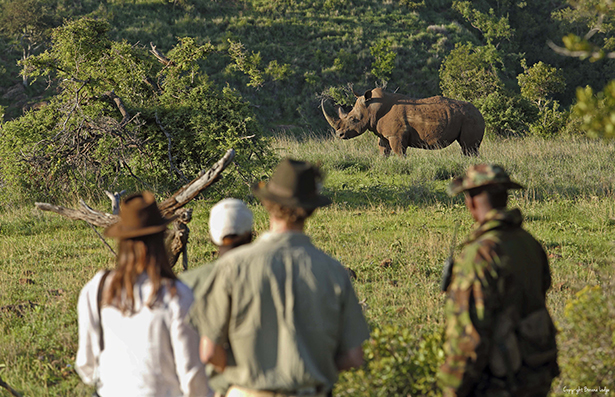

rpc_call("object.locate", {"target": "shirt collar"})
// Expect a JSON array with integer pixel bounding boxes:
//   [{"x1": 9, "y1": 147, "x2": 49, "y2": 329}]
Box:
[
  {"x1": 258, "y1": 230, "x2": 312, "y2": 244},
  {"x1": 468, "y1": 208, "x2": 523, "y2": 242}
]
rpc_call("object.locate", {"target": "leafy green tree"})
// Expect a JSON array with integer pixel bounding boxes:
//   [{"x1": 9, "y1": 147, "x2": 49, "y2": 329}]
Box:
[
  {"x1": 227, "y1": 39, "x2": 265, "y2": 88},
  {"x1": 517, "y1": 60, "x2": 568, "y2": 137},
  {"x1": 0, "y1": 18, "x2": 275, "y2": 205},
  {"x1": 439, "y1": 42, "x2": 504, "y2": 103},
  {"x1": 0, "y1": 0, "x2": 57, "y2": 86},
  {"x1": 370, "y1": 39, "x2": 397, "y2": 85},
  {"x1": 550, "y1": 0, "x2": 615, "y2": 139},
  {"x1": 439, "y1": 43, "x2": 544, "y2": 136},
  {"x1": 517, "y1": 60, "x2": 566, "y2": 109},
  {"x1": 477, "y1": 91, "x2": 539, "y2": 136},
  {"x1": 452, "y1": 1, "x2": 513, "y2": 46}
]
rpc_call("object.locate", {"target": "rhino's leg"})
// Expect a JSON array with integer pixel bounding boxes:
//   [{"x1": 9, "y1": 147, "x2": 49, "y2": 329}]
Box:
[
  {"x1": 378, "y1": 137, "x2": 392, "y2": 156},
  {"x1": 460, "y1": 141, "x2": 480, "y2": 156},
  {"x1": 387, "y1": 135, "x2": 405, "y2": 156},
  {"x1": 459, "y1": 117, "x2": 484, "y2": 156}
]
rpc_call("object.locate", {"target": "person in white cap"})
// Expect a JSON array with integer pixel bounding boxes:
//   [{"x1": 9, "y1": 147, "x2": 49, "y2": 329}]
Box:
[
  {"x1": 208, "y1": 198, "x2": 254, "y2": 258},
  {"x1": 188, "y1": 159, "x2": 369, "y2": 397},
  {"x1": 180, "y1": 198, "x2": 254, "y2": 397}
]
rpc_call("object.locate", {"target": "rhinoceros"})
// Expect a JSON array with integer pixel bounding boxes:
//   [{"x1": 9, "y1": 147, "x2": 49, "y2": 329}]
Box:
[{"x1": 321, "y1": 88, "x2": 485, "y2": 156}]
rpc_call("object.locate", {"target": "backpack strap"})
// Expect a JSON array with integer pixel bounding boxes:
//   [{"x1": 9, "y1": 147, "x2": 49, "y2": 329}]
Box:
[{"x1": 97, "y1": 270, "x2": 112, "y2": 352}]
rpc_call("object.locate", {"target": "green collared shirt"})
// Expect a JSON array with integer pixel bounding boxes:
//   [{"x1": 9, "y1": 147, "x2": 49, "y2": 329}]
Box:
[
  {"x1": 188, "y1": 231, "x2": 370, "y2": 392},
  {"x1": 181, "y1": 262, "x2": 231, "y2": 395}
]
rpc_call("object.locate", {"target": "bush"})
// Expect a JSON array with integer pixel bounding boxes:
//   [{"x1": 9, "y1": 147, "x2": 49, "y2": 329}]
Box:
[
  {"x1": 557, "y1": 284, "x2": 615, "y2": 387},
  {"x1": 528, "y1": 100, "x2": 569, "y2": 138},
  {"x1": 0, "y1": 18, "x2": 276, "y2": 206},
  {"x1": 335, "y1": 325, "x2": 444, "y2": 397},
  {"x1": 439, "y1": 42, "x2": 504, "y2": 103},
  {"x1": 476, "y1": 91, "x2": 539, "y2": 136}
]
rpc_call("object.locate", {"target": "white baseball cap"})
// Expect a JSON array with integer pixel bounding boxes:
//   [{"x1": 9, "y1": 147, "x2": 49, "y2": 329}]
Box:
[{"x1": 209, "y1": 198, "x2": 253, "y2": 246}]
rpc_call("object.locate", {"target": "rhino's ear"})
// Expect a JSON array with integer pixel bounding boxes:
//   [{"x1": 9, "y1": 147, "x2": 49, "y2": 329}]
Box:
[{"x1": 363, "y1": 90, "x2": 373, "y2": 101}]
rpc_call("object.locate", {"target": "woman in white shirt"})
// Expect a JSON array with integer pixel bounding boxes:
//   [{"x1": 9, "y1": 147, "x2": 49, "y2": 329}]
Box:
[{"x1": 76, "y1": 191, "x2": 212, "y2": 397}]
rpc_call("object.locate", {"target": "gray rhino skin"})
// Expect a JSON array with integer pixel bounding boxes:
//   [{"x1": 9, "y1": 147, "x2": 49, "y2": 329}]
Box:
[{"x1": 322, "y1": 88, "x2": 485, "y2": 156}]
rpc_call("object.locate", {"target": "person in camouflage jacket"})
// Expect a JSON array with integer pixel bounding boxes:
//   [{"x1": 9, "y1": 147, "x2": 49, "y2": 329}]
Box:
[{"x1": 438, "y1": 164, "x2": 559, "y2": 397}]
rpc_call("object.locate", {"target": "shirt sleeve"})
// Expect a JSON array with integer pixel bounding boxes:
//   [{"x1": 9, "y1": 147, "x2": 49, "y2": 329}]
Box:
[
  {"x1": 438, "y1": 240, "x2": 501, "y2": 396},
  {"x1": 187, "y1": 263, "x2": 232, "y2": 346},
  {"x1": 170, "y1": 282, "x2": 213, "y2": 397},
  {"x1": 337, "y1": 271, "x2": 370, "y2": 354},
  {"x1": 75, "y1": 271, "x2": 105, "y2": 386}
]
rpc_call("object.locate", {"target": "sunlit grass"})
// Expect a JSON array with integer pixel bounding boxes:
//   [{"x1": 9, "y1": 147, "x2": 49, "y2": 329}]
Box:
[{"x1": 1, "y1": 133, "x2": 614, "y2": 395}]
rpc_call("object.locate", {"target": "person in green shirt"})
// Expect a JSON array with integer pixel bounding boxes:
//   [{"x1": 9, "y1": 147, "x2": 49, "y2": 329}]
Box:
[
  {"x1": 188, "y1": 158, "x2": 370, "y2": 397},
  {"x1": 438, "y1": 164, "x2": 559, "y2": 397},
  {"x1": 181, "y1": 198, "x2": 254, "y2": 397}
]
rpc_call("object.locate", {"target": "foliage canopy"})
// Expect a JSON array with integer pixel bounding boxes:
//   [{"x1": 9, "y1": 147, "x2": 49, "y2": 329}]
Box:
[{"x1": 0, "y1": 17, "x2": 275, "y2": 205}]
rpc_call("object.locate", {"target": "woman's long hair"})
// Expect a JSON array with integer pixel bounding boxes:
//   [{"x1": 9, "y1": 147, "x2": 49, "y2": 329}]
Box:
[{"x1": 103, "y1": 231, "x2": 177, "y2": 314}]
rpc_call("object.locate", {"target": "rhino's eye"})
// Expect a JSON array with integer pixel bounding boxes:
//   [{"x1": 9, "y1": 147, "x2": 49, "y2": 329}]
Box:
[{"x1": 351, "y1": 117, "x2": 359, "y2": 123}]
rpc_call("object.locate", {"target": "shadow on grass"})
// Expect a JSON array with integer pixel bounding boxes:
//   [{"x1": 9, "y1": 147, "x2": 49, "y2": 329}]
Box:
[{"x1": 324, "y1": 183, "x2": 451, "y2": 209}]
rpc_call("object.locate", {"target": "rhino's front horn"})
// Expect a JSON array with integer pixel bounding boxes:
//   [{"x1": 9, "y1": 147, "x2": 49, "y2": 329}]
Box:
[{"x1": 321, "y1": 98, "x2": 340, "y2": 129}]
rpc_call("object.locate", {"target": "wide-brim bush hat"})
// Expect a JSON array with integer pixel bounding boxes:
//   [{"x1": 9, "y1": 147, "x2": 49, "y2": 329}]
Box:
[
  {"x1": 209, "y1": 198, "x2": 254, "y2": 246},
  {"x1": 447, "y1": 164, "x2": 525, "y2": 196},
  {"x1": 252, "y1": 158, "x2": 332, "y2": 209},
  {"x1": 104, "y1": 191, "x2": 176, "y2": 238}
]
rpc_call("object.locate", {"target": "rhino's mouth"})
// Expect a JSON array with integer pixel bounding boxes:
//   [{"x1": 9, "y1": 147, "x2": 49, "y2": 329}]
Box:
[{"x1": 336, "y1": 130, "x2": 351, "y2": 139}]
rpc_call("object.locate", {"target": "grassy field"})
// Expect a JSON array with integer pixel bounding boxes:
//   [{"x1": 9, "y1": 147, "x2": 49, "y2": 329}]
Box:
[{"x1": 1, "y1": 132, "x2": 614, "y2": 396}]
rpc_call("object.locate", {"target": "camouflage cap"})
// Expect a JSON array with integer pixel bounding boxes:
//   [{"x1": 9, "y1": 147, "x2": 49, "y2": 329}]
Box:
[{"x1": 447, "y1": 164, "x2": 524, "y2": 196}]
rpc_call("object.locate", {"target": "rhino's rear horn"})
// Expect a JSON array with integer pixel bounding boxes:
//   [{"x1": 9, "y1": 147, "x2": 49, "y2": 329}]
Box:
[{"x1": 337, "y1": 106, "x2": 348, "y2": 118}]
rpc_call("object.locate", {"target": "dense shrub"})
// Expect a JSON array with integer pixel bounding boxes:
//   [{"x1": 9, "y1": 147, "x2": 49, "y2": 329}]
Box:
[
  {"x1": 439, "y1": 43, "x2": 505, "y2": 103},
  {"x1": 476, "y1": 91, "x2": 538, "y2": 137},
  {"x1": 0, "y1": 18, "x2": 276, "y2": 206},
  {"x1": 528, "y1": 100, "x2": 570, "y2": 138},
  {"x1": 557, "y1": 284, "x2": 615, "y2": 387},
  {"x1": 335, "y1": 325, "x2": 444, "y2": 397}
]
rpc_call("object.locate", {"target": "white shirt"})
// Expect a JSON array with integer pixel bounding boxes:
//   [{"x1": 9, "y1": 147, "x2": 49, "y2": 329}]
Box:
[{"x1": 76, "y1": 270, "x2": 213, "y2": 397}]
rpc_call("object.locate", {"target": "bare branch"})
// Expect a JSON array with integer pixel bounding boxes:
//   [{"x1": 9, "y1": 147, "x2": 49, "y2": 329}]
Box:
[
  {"x1": 85, "y1": 220, "x2": 116, "y2": 256},
  {"x1": 34, "y1": 202, "x2": 118, "y2": 228},
  {"x1": 158, "y1": 148, "x2": 235, "y2": 216},
  {"x1": 35, "y1": 149, "x2": 236, "y2": 269},
  {"x1": 104, "y1": 190, "x2": 126, "y2": 215},
  {"x1": 155, "y1": 112, "x2": 189, "y2": 182},
  {"x1": 150, "y1": 42, "x2": 172, "y2": 66},
  {"x1": 547, "y1": 40, "x2": 615, "y2": 59},
  {"x1": 103, "y1": 91, "x2": 131, "y2": 126},
  {"x1": 0, "y1": 376, "x2": 23, "y2": 397}
]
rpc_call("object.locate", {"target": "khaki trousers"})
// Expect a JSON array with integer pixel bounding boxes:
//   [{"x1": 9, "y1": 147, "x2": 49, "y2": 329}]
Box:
[{"x1": 226, "y1": 386, "x2": 326, "y2": 397}]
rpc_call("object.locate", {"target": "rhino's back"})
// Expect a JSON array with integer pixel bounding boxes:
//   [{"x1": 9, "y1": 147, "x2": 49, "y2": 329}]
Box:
[{"x1": 383, "y1": 95, "x2": 482, "y2": 146}]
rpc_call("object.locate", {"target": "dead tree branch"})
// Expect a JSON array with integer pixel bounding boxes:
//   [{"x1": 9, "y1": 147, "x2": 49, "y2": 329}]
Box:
[
  {"x1": 158, "y1": 148, "x2": 235, "y2": 216},
  {"x1": 155, "y1": 112, "x2": 188, "y2": 182},
  {"x1": 103, "y1": 91, "x2": 131, "y2": 126},
  {"x1": 34, "y1": 148, "x2": 236, "y2": 269},
  {"x1": 34, "y1": 201, "x2": 118, "y2": 228},
  {"x1": 105, "y1": 190, "x2": 127, "y2": 215},
  {"x1": 0, "y1": 375, "x2": 23, "y2": 397},
  {"x1": 150, "y1": 42, "x2": 172, "y2": 66}
]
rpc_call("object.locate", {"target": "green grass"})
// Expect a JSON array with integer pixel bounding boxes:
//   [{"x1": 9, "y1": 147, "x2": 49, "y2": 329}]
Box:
[{"x1": 1, "y1": 133, "x2": 614, "y2": 395}]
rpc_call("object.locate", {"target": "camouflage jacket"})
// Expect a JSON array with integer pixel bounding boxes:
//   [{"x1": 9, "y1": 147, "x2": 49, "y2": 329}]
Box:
[{"x1": 438, "y1": 208, "x2": 554, "y2": 397}]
